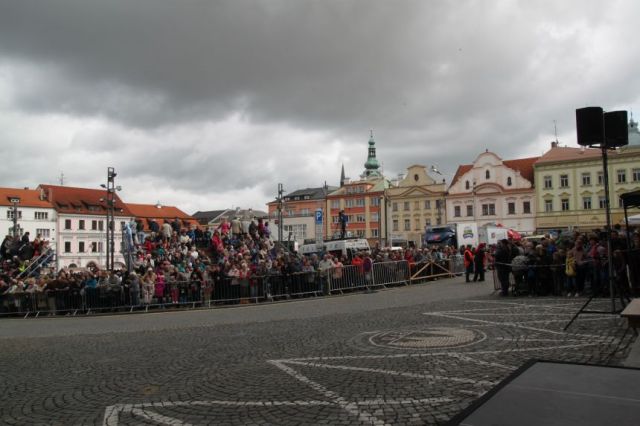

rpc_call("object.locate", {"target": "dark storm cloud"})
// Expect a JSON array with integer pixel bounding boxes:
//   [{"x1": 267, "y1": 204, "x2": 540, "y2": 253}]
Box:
[{"x1": 1, "y1": 0, "x2": 639, "y2": 210}]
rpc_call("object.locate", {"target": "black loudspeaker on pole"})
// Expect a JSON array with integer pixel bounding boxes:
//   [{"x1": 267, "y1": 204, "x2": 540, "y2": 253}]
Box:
[
  {"x1": 576, "y1": 107, "x2": 629, "y2": 148},
  {"x1": 604, "y1": 110, "x2": 629, "y2": 148},
  {"x1": 576, "y1": 106, "x2": 604, "y2": 146}
]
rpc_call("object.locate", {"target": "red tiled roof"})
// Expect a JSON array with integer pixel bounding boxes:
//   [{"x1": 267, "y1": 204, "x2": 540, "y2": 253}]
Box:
[
  {"x1": 126, "y1": 203, "x2": 199, "y2": 231},
  {"x1": 450, "y1": 156, "x2": 539, "y2": 189},
  {"x1": 0, "y1": 188, "x2": 54, "y2": 208},
  {"x1": 38, "y1": 184, "x2": 133, "y2": 216},
  {"x1": 503, "y1": 157, "x2": 538, "y2": 183},
  {"x1": 534, "y1": 146, "x2": 602, "y2": 164},
  {"x1": 450, "y1": 165, "x2": 472, "y2": 189}
]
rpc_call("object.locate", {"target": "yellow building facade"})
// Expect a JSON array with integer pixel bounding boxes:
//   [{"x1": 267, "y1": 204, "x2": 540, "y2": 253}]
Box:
[
  {"x1": 385, "y1": 165, "x2": 446, "y2": 246},
  {"x1": 534, "y1": 144, "x2": 640, "y2": 231}
]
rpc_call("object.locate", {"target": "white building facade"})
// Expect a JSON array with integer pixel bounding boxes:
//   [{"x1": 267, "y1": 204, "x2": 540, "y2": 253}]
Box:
[
  {"x1": 446, "y1": 151, "x2": 538, "y2": 234},
  {"x1": 0, "y1": 188, "x2": 57, "y2": 244}
]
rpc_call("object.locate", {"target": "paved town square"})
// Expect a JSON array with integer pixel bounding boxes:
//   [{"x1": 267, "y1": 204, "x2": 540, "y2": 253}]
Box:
[{"x1": 0, "y1": 277, "x2": 635, "y2": 425}]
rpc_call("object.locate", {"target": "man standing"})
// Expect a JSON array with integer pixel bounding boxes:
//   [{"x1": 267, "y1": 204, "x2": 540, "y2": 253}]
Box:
[
  {"x1": 473, "y1": 243, "x2": 486, "y2": 282},
  {"x1": 318, "y1": 254, "x2": 336, "y2": 295},
  {"x1": 338, "y1": 210, "x2": 347, "y2": 238},
  {"x1": 495, "y1": 239, "x2": 512, "y2": 296},
  {"x1": 464, "y1": 245, "x2": 474, "y2": 283}
]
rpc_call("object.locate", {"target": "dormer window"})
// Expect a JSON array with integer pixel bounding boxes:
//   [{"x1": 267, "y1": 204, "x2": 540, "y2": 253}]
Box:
[
  {"x1": 485, "y1": 170, "x2": 490, "y2": 179},
  {"x1": 465, "y1": 181, "x2": 470, "y2": 190},
  {"x1": 507, "y1": 177, "x2": 512, "y2": 186}
]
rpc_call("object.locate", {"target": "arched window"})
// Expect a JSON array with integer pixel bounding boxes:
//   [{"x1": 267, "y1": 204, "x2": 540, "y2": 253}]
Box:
[
  {"x1": 485, "y1": 170, "x2": 490, "y2": 179},
  {"x1": 507, "y1": 177, "x2": 512, "y2": 186},
  {"x1": 465, "y1": 180, "x2": 470, "y2": 190}
]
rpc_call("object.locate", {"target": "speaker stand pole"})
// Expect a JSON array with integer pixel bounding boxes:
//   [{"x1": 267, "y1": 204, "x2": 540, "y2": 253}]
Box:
[{"x1": 564, "y1": 145, "x2": 623, "y2": 330}]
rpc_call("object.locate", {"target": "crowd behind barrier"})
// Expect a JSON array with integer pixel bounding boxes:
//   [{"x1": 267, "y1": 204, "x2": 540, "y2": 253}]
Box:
[
  {"x1": 1, "y1": 216, "x2": 465, "y2": 317},
  {"x1": 484, "y1": 227, "x2": 640, "y2": 298}
]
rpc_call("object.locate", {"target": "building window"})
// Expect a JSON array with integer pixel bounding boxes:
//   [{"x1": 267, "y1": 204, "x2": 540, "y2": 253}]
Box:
[
  {"x1": 415, "y1": 219, "x2": 421, "y2": 230},
  {"x1": 331, "y1": 200, "x2": 340, "y2": 209},
  {"x1": 544, "y1": 199, "x2": 553, "y2": 212},
  {"x1": 617, "y1": 169, "x2": 626, "y2": 183},
  {"x1": 371, "y1": 212, "x2": 379, "y2": 222},
  {"x1": 523, "y1": 201, "x2": 531, "y2": 214},
  {"x1": 355, "y1": 198, "x2": 365, "y2": 207},
  {"x1": 6, "y1": 210, "x2": 22, "y2": 220},
  {"x1": 79, "y1": 220, "x2": 85, "y2": 230},
  {"x1": 34, "y1": 211, "x2": 49, "y2": 220},
  {"x1": 633, "y1": 168, "x2": 640, "y2": 182},
  {"x1": 370, "y1": 197, "x2": 380, "y2": 206},
  {"x1": 454, "y1": 206, "x2": 461, "y2": 217},
  {"x1": 98, "y1": 220, "x2": 104, "y2": 231},
  {"x1": 36, "y1": 229, "x2": 50, "y2": 239},
  {"x1": 403, "y1": 202, "x2": 410, "y2": 211},
  {"x1": 64, "y1": 241, "x2": 71, "y2": 253},
  {"x1": 285, "y1": 209, "x2": 295, "y2": 216},
  {"x1": 481, "y1": 204, "x2": 495, "y2": 216},
  {"x1": 300, "y1": 208, "x2": 310, "y2": 216},
  {"x1": 466, "y1": 205, "x2": 473, "y2": 217},
  {"x1": 581, "y1": 173, "x2": 591, "y2": 186},
  {"x1": 599, "y1": 196, "x2": 606, "y2": 209},
  {"x1": 424, "y1": 200, "x2": 431, "y2": 210},
  {"x1": 283, "y1": 224, "x2": 308, "y2": 241},
  {"x1": 356, "y1": 230, "x2": 365, "y2": 237},
  {"x1": 561, "y1": 199, "x2": 570, "y2": 211},
  {"x1": 507, "y1": 177, "x2": 512, "y2": 186},
  {"x1": 583, "y1": 197, "x2": 592, "y2": 210},
  {"x1": 392, "y1": 202, "x2": 398, "y2": 212},
  {"x1": 597, "y1": 172, "x2": 604, "y2": 185},
  {"x1": 371, "y1": 229, "x2": 379, "y2": 238},
  {"x1": 392, "y1": 220, "x2": 399, "y2": 231},
  {"x1": 91, "y1": 220, "x2": 98, "y2": 230},
  {"x1": 345, "y1": 199, "x2": 354, "y2": 208},
  {"x1": 64, "y1": 219, "x2": 72, "y2": 230},
  {"x1": 356, "y1": 214, "x2": 366, "y2": 222},
  {"x1": 425, "y1": 218, "x2": 431, "y2": 226},
  {"x1": 544, "y1": 176, "x2": 552, "y2": 189},
  {"x1": 465, "y1": 181, "x2": 470, "y2": 190},
  {"x1": 91, "y1": 242, "x2": 98, "y2": 253},
  {"x1": 507, "y1": 202, "x2": 515, "y2": 215},
  {"x1": 560, "y1": 174, "x2": 569, "y2": 188},
  {"x1": 414, "y1": 201, "x2": 420, "y2": 210},
  {"x1": 404, "y1": 219, "x2": 410, "y2": 231},
  {"x1": 78, "y1": 241, "x2": 85, "y2": 253},
  {"x1": 485, "y1": 170, "x2": 490, "y2": 179}
]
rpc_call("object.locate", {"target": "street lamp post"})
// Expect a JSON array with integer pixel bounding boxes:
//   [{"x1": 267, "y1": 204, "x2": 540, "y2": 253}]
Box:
[
  {"x1": 378, "y1": 195, "x2": 384, "y2": 248},
  {"x1": 100, "y1": 167, "x2": 120, "y2": 271},
  {"x1": 9, "y1": 197, "x2": 20, "y2": 239}
]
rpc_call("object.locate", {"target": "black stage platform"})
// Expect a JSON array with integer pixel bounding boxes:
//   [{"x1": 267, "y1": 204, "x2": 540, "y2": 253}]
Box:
[{"x1": 448, "y1": 360, "x2": 640, "y2": 426}]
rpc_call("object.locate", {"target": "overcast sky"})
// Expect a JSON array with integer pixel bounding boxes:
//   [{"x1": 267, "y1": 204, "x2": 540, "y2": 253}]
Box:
[{"x1": 1, "y1": 0, "x2": 638, "y2": 213}]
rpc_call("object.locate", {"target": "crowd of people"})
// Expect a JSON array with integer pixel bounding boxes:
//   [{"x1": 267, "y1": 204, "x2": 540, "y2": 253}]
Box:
[
  {"x1": 2, "y1": 217, "x2": 639, "y2": 314},
  {"x1": 489, "y1": 227, "x2": 640, "y2": 297}
]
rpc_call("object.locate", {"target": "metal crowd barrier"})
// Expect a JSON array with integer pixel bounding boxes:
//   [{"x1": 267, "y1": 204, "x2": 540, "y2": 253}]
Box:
[
  {"x1": 328, "y1": 260, "x2": 410, "y2": 293},
  {"x1": 0, "y1": 260, "x2": 445, "y2": 318}
]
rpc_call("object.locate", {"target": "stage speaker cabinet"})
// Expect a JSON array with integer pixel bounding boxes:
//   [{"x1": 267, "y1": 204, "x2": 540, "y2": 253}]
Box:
[
  {"x1": 576, "y1": 106, "x2": 604, "y2": 146},
  {"x1": 604, "y1": 110, "x2": 629, "y2": 148}
]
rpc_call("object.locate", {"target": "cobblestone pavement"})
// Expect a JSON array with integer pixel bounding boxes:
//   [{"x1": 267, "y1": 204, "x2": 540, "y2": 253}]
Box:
[{"x1": 0, "y1": 279, "x2": 635, "y2": 425}]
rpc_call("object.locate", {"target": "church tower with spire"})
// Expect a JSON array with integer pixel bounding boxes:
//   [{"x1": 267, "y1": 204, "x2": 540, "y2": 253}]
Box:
[{"x1": 361, "y1": 130, "x2": 382, "y2": 180}]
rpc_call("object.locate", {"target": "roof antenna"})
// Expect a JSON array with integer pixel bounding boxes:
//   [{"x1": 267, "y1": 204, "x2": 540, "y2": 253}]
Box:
[
  {"x1": 59, "y1": 171, "x2": 65, "y2": 186},
  {"x1": 553, "y1": 120, "x2": 559, "y2": 143}
]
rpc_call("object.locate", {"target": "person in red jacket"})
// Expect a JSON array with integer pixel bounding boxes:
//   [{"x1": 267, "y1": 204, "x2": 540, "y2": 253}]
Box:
[{"x1": 464, "y1": 245, "x2": 475, "y2": 283}]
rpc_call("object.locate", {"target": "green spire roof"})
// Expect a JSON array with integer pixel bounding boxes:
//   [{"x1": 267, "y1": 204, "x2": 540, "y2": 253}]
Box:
[{"x1": 362, "y1": 130, "x2": 382, "y2": 179}]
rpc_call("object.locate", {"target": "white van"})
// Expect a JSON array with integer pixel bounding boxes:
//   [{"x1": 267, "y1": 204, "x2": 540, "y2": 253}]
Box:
[
  {"x1": 299, "y1": 238, "x2": 371, "y2": 260},
  {"x1": 324, "y1": 238, "x2": 370, "y2": 260}
]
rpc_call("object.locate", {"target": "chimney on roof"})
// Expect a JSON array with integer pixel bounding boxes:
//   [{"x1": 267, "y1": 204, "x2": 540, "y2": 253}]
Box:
[
  {"x1": 23, "y1": 187, "x2": 29, "y2": 190},
  {"x1": 551, "y1": 141, "x2": 558, "y2": 148}
]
